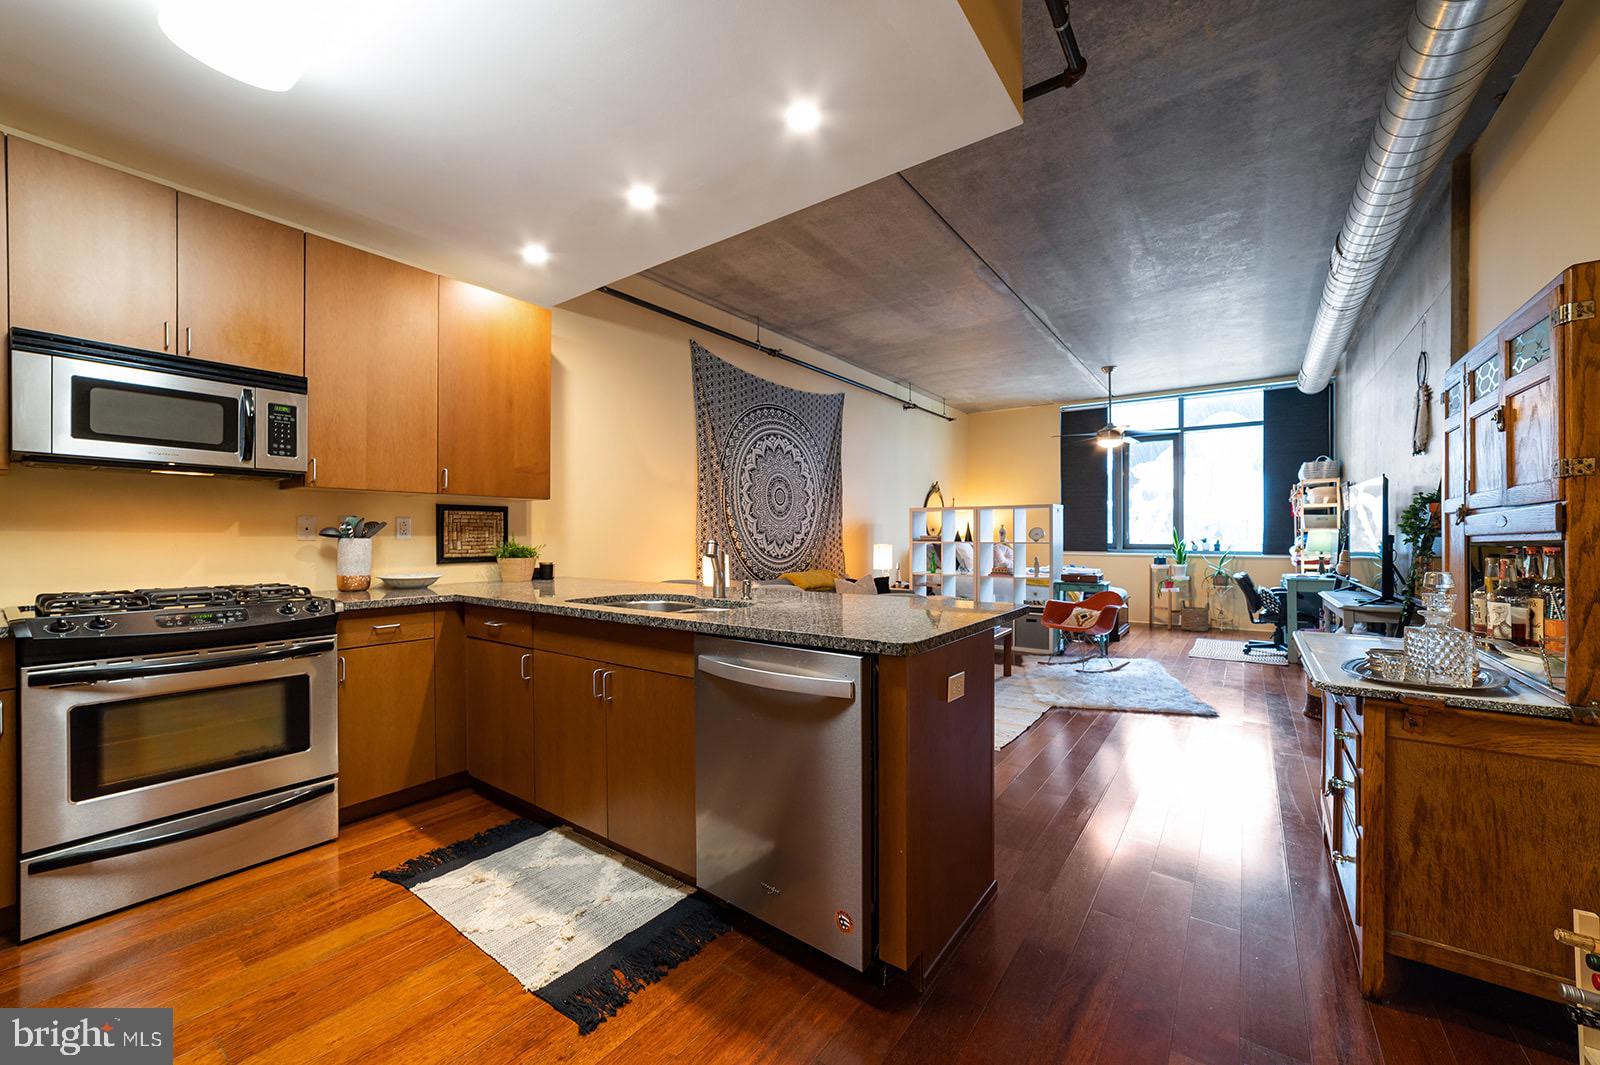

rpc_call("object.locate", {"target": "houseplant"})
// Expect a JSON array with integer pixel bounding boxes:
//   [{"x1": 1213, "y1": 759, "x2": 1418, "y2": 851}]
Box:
[
  {"x1": 1168, "y1": 530, "x2": 1188, "y2": 579},
  {"x1": 495, "y1": 537, "x2": 543, "y2": 582},
  {"x1": 1396, "y1": 486, "x2": 1442, "y2": 603},
  {"x1": 1201, "y1": 551, "x2": 1235, "y2": 589}
]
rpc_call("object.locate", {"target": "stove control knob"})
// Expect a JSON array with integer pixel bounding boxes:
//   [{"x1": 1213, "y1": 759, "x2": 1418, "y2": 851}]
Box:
[
  {"x1": 85, "y1": 616, "x2": 114, "y2": 632},
  {"x1": 304, "y1": 600, "x2": 325, "y2": 614},
  {"x1": 277, "y1": 603, "x2": 298, "y2": 616},
  {"x1": 45, "y1": 618, "x2": 77, "y2": 634}
]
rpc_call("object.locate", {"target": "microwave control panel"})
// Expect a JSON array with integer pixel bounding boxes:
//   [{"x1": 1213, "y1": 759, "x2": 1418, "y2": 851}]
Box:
[{"x1": 266, "y1": 404, "x2": 299, "y2": 458}]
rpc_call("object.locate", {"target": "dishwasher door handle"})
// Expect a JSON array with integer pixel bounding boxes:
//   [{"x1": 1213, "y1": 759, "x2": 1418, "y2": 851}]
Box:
[{"x1": 697, "y1": 655, "x2": 856, "y2": 699}]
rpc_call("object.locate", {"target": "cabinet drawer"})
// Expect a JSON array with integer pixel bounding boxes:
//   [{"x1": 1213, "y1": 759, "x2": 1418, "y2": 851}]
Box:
[
  {"x1": 337, "y1": 609, "x2": 435, "y2": 648},
  {"x1": 465, "y1": 607, "x2": 534, "y2": 648},
  {"x1": 1334, "y1": 821, "x2": 1361, "y2": 929},
  {"x1": 1332, "y1": 692, "x2": 1363, "y2": 735}
]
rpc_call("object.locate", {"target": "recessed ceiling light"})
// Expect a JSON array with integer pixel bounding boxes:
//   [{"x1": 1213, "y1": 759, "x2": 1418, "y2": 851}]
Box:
[
  {"x1": 784, "y1": 99, "x2": 823, "y2": 134},
  {"x1": 158, "y1": 0, "x2": 314, "y2": 92},
  {"x1": 626, "y1": 185, "x2": 658, "y2": 211},
  {"x1": 520, "y1": 243, "x2": 550, "y2": 266}
]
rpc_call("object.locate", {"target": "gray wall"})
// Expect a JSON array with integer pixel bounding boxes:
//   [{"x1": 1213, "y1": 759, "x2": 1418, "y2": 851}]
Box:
[{"x1": 1333, "y1": 181, "x2": 1455, "y2": 525}]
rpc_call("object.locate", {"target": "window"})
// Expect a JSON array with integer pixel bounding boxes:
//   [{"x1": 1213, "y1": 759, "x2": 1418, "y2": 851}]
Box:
[{"x1": 1103, "y1": 388, "x2": 1266, "y2": 553}]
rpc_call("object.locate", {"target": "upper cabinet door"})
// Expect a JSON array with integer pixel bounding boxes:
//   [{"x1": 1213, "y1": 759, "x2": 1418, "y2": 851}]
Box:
[
  {"x1": 305, "y1": 236, "x2": 438, "y2": 493},
  {"x1": 438, "y1": 279, "x2": 551, "y2": 499},
  {"x1": 177, "y1": 193, "x2": 305, "y2": 375},
  {"x1": 6, "y1": 138, "x2": 176, "y2": 352}
]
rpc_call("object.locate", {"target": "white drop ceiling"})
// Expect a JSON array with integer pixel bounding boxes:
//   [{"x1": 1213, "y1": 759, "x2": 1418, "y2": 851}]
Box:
[{"x1": 0, "y1": 0, "x2": 1020, "y2": 308}]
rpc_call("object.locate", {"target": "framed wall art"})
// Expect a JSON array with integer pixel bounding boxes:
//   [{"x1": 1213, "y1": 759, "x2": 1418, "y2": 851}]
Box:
[{"x1": 436, "y1": 504, "x2": 509, "y2": 564}]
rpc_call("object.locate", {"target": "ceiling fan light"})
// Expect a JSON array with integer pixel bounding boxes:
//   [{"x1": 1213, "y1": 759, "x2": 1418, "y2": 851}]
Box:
[{"x1": 1094, "y1": 426, "x2": 1127, "y2": 448}]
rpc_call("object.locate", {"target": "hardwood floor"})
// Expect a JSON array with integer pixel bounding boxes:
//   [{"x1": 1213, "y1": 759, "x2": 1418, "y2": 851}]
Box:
[{"x1": 0, "y1": 626, "x2": 1575, "y2": 1063}]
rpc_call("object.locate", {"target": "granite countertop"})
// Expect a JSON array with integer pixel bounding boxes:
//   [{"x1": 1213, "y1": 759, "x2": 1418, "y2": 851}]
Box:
[
  {"x1": 1294, "y1": 630, "x2": 1570, "y2": 721},
  {"x1": 321, "y1": 576, "x2": 1028, "y2": 656}
]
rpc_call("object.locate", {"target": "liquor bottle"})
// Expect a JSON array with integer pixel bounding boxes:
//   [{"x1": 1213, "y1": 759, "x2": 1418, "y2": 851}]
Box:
[
  {"x1": 1500, "y1": 555, "x2": 1530, "y2": 645},
  {"x1": 1470, "y1": 573, "x2": 1489, "y2": 637},
  {"x1": 1484, "y1": 572, "x2": 1512, "y2": 642},
  {"x1": 1540, "y1": 546, "x2": 1567, "y2": 655}
]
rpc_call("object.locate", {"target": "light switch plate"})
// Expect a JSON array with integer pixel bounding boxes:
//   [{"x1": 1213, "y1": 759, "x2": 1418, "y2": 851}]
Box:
[
  {"x1": 296, "y1": 515, "x2": 316, "y2": 541},
  {"x1": 395, "y1": 516, "x2": 412, "y2": 540},
  {"x1": 946, "y1": 671, "x2": 966, "y2": 702}
]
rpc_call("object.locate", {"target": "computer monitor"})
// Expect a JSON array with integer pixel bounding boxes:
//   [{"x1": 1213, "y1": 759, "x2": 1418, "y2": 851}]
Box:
[{"x1": 1344, "y1": 475, "x2": 1396, "y2": 603}]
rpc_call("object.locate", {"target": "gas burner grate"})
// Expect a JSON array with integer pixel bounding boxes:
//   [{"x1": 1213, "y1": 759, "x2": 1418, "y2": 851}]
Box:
[
  {"x1": 137, "y1": 587, "x2": 239, "y2": 609},
  {"x1": 32, "y1": 591, "x2": 151, "y2": 617},
  {"x1": 226, "y1": 583, "x2": 313, "y2": 602}
]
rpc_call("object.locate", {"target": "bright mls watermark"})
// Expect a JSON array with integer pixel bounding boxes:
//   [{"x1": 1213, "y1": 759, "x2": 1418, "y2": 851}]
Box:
[{"x1": 2, "y1": 1009, "x2": 172, "y2": 1063}]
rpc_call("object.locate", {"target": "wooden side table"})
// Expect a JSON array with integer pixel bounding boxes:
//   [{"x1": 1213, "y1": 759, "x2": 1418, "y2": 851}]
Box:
[{"x1": 1149, "y1": 568, "x2": 1190, "y2": 629}]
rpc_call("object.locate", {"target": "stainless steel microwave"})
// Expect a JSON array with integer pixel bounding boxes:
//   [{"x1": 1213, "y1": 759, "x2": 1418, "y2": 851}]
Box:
[{"x1": 9, "y1": 328, "x2": 307, "y2": 476}]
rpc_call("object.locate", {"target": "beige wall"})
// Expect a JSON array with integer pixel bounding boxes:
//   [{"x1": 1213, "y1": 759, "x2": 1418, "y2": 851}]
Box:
[
  {"x1": 0, "y1": 275, "x2": 967, "y2": 607},
  {"x1": 1470, "y1": 1, "x2": 1600, "y2": 341}
]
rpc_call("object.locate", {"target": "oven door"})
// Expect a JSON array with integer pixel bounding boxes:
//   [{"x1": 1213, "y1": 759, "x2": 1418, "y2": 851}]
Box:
[
  {"x1": 21, "y1": 637, "x2": 338, "y2": 854},
  {"x1": 51, "y1": 354, "x2": 252, "y2": 471}
]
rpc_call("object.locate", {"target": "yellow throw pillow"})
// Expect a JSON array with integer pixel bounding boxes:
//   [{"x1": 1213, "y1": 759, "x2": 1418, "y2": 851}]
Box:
[{"x1": 780, "y1": 569, "x2": 838, "y2": 591}]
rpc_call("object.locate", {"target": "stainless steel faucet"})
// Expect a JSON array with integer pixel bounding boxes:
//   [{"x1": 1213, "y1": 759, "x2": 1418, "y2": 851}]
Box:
[{"x1": 704, "y1": 539, "x2": 727, "y2": 598}]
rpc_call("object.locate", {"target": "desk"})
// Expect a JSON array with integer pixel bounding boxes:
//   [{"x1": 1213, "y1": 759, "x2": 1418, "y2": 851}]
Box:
[
  {"x1": 1282, "y1": 574, "x2": 1336, "y2": 663},
  {"x1": 1318, "y1": 588, "x2": 1405, "y2": 637}
]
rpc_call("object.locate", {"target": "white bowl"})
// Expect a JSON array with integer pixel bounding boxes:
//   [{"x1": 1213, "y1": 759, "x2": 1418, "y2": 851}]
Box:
[{"x1": 375, "y1": 573, "x2": 442, "y2": 590}]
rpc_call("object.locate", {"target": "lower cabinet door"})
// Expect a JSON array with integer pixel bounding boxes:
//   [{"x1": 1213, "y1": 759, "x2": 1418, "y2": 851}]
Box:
[
  {"x1": 0, "y1": 687, "x2": 16, "y2": 909},
  {"x1": 338, "y1": 640, "x2": 437, "y2": 808},
  {"x1": 606, "y1": 667, "x2": 696, "y2": 877},
  {"x1": 466, "y1": 638, "x2": 535, "y2": 802},
  {"x1": 532, "y1": 651, "x2": 608, "y2": 834}
]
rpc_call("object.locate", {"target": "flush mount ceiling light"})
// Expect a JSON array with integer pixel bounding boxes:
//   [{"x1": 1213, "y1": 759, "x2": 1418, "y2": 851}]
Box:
[
  {"x1": 625, "y1": 184, "x2": 658, "y2": 211},
  {"x1": 520, "y1": 242, "x2": 550, "y2": 266},
  {"x1": 158, "y1": 0, "x2": 316, "y2": 92},
  {"x1": 784, "y1": 99, "x2": 823, "y2": 134}
]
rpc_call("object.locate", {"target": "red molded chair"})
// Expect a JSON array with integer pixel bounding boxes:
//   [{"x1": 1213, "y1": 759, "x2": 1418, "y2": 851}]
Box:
[{"x1": 1040, "y1": 591, "x2": 1127, "y2": 672}]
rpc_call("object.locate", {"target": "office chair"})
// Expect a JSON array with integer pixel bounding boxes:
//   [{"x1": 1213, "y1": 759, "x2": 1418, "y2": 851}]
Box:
[{"x1": 1232, "y1": 572, "x2": 1288, "y2": 656}]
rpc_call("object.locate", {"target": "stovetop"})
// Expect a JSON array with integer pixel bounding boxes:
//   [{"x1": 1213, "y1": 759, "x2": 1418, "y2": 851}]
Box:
[{"x1": 10, "y1": 583, "x2": 337, "y2": 664}]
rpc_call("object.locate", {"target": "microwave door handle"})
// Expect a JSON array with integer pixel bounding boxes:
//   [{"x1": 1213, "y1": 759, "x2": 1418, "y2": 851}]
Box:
[
  {"x1": 26, "y1": 780, "x2": 336, "y2": 875},
  {"x1": 240, "y1": 388, "x2": 255, "y2": 465},
  {"x1": 27, "y1": 640, "x2": 334, "y2": 687}
]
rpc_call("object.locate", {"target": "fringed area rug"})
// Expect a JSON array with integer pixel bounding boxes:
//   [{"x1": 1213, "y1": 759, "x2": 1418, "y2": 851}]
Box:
[
  {"x1": 1188, "y1": 636, "x2": 1287, "y2": 666},
  {"x1": 374, "y1": 818, "x2": 728, "y2": 1034},
  {"x1": 994, "y1": 658, "x2": 1218, "y2": 745}
]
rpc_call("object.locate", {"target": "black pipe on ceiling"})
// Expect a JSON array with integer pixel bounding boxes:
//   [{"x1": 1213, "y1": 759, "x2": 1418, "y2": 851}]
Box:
[
  {"x1": 1023, "y1": 0, "x2": 1088, "y2": 102},
  {"x1": 596, "y1": 286, "x2": 956, "y2": 421}
]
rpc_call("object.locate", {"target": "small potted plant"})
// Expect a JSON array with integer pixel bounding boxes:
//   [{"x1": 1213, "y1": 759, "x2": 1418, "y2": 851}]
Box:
[
  {"x1": 494, "y1": 537, "x2": 542, "y2": 583},
  {"x1": 1202, "y1": 551, "x2": 1235, "y2": 590},
  {"x1": 1168, "y1": 530, "x2": 1188, "y2": 579}
]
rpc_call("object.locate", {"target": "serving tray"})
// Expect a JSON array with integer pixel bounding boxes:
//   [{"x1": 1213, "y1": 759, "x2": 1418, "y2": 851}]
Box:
[{"x1": 1340, "y1": 658, "x2": 1512, "y2": 695}]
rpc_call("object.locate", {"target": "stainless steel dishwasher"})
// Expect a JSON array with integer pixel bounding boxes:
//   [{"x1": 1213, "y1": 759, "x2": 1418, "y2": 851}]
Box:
[{"x1": 695, "y1": 636, "x2": 871, "y2": 971}]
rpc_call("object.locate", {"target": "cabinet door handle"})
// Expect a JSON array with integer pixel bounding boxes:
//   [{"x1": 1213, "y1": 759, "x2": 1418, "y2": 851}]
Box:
[
  {"x1": 338, "y1": 656, "x2": 346, "y2": 684},
  {"x1": 602, "y1": 670, "x2": 613, "y2": 703},
  {"x1": 1323, "y1": 776, "x2": 1354, "y2": 795},
  {"x1": 1333, "y1": 729, "x2": 1358, "y2": 741},
  {"x1": 370, "y1": 623, "x2": 402, "y2": 633},
  {"x1": 1332, "y1": 851, "x2": 1357, "y2": 866},
  {"x1": 592, "y1": 668, "x2": 603, "y2": 699},
  {"x1": 163, "y1": 321, "x2": 170, "y2": 351},
  {"x1": 482, "y1": 620, "x2": 505, "y2": 630},
  {"x1": 519, "y1": 653, "x2": 532, "y2": 682},
  {"x1": 1491, "y1": 405, "x2": 1506, "y2": 432},
  {"x1": 309, "y1": 457, "x2": 317, "y2": 485},
  {"x1": 441, "y1": 467, "x2": 449, "y2": 491},
  {"x1": 185, "y1": 326, "x2": 192, "y2": 354}
]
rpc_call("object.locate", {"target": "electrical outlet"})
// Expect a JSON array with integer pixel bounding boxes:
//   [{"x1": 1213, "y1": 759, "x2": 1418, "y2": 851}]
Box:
[
  {"x1": 395, "y1": 516, "x2": 412, "y2": 540},
  {"x1": 296, "y1": 515, "x2": 317, "y2": 541},
  {"x1": 946, "y1": 671, "x2": 966, "y2": 702}
]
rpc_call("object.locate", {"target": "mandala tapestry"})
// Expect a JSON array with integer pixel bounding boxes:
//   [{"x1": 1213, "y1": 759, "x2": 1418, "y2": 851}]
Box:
[{"x1": 691, "y1": 342, "x2": 845, "y2": 581}]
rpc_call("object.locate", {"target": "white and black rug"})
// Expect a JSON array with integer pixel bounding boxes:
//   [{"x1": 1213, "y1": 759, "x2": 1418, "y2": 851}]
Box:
[
  {"x1": 1188, "y1": 636, "x2": 1287, "y2": 666},
  {"x1": 994, "y1": 657, "x2": 1218, "y2": 746},
  {"x1": 375, "y1": 819, "x2": 728, "y2": 1034}
]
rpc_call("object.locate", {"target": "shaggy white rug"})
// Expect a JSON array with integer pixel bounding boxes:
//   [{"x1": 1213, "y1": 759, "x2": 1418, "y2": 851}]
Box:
[{"x1": 994, "y1": 657, "x2": 1219, "y2": 748}]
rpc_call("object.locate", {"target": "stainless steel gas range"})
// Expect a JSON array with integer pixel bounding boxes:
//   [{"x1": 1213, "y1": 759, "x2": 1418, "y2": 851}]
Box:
[{"x1": 9, "y1": 583, "x2": 339, "y2": 938}]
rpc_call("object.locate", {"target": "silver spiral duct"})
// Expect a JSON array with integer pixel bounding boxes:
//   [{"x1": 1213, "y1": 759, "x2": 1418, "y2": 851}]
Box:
[{"x1": 1297, "y1": 0, "x2": 1527, "y2": 393}]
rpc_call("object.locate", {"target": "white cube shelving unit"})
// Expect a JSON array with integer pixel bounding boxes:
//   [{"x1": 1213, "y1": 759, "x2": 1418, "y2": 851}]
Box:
[{"x1": 908, "y1": 503, "x2": 1064, "y2": 605}]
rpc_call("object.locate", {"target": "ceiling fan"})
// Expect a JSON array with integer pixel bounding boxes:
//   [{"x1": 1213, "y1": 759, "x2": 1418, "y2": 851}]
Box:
[{"x1": 1055, "y1": 365, "x2": 1129, "y2": 447}]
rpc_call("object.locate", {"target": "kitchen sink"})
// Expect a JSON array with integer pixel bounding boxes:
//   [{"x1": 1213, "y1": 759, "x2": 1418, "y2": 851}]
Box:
[{"x1": 571, "y1": 595, "x2": 752, "y2": 614}]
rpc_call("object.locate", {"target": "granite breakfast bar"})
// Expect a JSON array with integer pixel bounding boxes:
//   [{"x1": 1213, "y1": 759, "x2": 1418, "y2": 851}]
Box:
[{"x1": 327, "y1": 577, "x2": 1028, "y2": 986}]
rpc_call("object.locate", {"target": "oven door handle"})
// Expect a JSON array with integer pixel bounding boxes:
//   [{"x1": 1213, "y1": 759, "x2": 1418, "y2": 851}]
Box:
[
  {"x1": 28, "y1": 640, "x2": 334, "y2": 687},
  {"x1": 26, "y1": 780, "x2": 336, "y2": 875}
]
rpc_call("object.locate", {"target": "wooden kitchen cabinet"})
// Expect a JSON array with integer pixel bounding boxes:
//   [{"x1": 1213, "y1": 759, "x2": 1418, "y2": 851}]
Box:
[
  {"x1": 438, "y1": 278, "x2": 552, "y2": 498},
  {"x1": 1, "y1": 142, "x2": 8, "y2": 473},
  {"x1": 605, "y1": 666, "x2": 696, "y2": 877},
  {"x1": 337, "y1": 636, "x2": 437, "y2": 810},
  {"x1": 305, "y1": 236, "x2": 439, "y2": 493},
  {"x1": 466, "y1": 638, "x2": 536, "y2": 803},
  {"x1": 531, "y1": 650, "x2": 609, "y2": 835},
  {"x1": 177, "y1": 193, "x2": 305, "y2": 375},
  {"x1": 1, "y1": 637, "x2": 16, "y2": 913},
  {"x1": 6, "y1": 138, "x2": 177, "y2": 352}
]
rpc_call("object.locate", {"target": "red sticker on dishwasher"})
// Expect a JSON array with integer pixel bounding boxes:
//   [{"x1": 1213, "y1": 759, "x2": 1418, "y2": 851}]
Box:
[{"x1": 835, "y1": 910, "x2": 854, "y2": 934}]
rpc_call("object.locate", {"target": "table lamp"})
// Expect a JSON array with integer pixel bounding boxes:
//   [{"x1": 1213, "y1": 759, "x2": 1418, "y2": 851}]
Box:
[{"x1": 872, "y1": 543, "x2": 894, "y2": 576}]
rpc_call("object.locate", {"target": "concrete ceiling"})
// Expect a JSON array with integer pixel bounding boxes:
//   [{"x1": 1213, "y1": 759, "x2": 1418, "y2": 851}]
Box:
[
  {"x1": 0, "y1": 1, "x2": 1019, "y2": 308},
  {"x1": 645, "y1": 0, "x2": 1557, "y2": 412}
]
